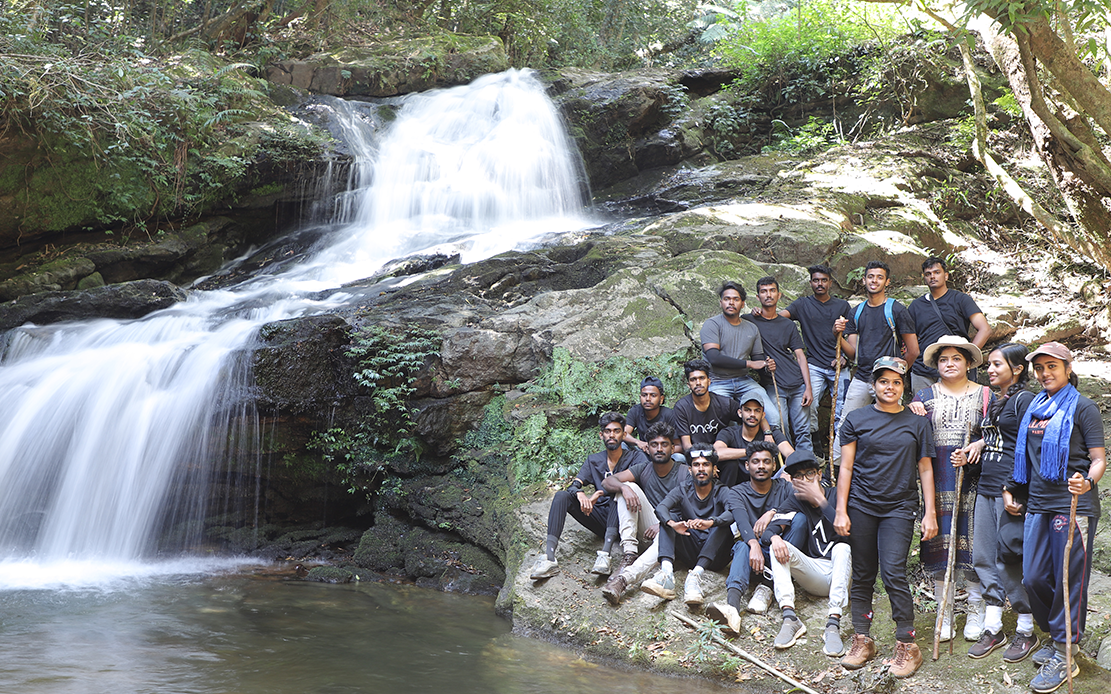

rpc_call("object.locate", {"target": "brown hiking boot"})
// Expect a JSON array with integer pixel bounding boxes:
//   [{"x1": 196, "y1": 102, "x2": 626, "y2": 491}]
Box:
[
  {"x1": 613, "y1": 553, "x2": 636, "y2": 576},
  {"x1": 889, "y1": 640, "x2": 923, "y2": 678},
  {"x1": 602, "y1": 573, "x2": 628, "y2": 605},
  {"x1": 840, "y1": 634, "x2": 876, "y2": 670}
]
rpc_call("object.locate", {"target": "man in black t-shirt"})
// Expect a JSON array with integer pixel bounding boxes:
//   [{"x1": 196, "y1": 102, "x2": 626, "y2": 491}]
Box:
[
  {"x1": 782, "y1": 264, "x2": 852, "y2": 451},
  {"x1": 623, "y1": 376, "x2": 679, "y2": 451},
  {"x1": 672, "y1": 359, "x2": 741, "y2": 451},
  {"x1": 744, "y1": 276, "x2": 813, "y2": 452},
  {"x1": 713, "y1": 397, "x2": 794, "y2": 486},
  {"x1": 530, "y1": 413, "x2": 648, "y2": 580},
  {"x1": 831, "y1": 261, "x2": 918, "y2": 464},
  {"x1": 907, "y1": 257, "x2": 991, "y2": 393},
  {"x1": 601, "y1": 422, "x2": 690, "y2": 604}
]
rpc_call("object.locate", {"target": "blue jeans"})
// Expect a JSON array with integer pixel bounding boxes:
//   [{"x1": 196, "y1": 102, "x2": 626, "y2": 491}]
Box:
[
  {"x1": 771, "y1": 382, "x2": 811, "y2": 452},
  {"x1": 726, "y1": 513, "x2": 808, "y2": 594},
  {"x1": 709, "y1": 376, "x2": 779, "y2": 427},
  {"x1": 807, "y1": 364, "x2": 850, "y2": 435}
]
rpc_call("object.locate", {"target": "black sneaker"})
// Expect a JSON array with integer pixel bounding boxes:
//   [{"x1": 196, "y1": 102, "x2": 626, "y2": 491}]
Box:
[
  {"x1": 969, "y1": 629, "x2": 1007, "y2": 659},
  {"x1": 1003, "y1": 632, "x2": 1039, "y2": 663}
]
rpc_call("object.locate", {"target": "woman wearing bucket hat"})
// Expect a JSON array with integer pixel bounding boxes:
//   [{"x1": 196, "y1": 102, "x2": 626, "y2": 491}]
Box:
[
  {"x1": 835, "y1": 356, "x2": 937, "y2": 678},
  {"x1": 910, "y1": 335, "x2": 994, "y2": 643},
  {"x1": 1006, "y1": 342, "x2": 1104, "y2": 693},
  {"x1": 964, "y1": 343, "x2": 1038, "y2": 662}
]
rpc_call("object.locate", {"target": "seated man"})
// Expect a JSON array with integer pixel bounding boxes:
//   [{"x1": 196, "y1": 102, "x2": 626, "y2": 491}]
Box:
[
  {"x1": 709, "y1": 441, "x2": 803, "y2": 633},
  {"x1": 623, "y1": 376, "x2": 679, "y2": 452},
  {"x1": 713, "y1": 396, "x2": 795, "y2": 487},
  {"x1": 530, "y1": 412, "x2": 648, "y2": 579},
  {"x1": 768, "y1": 450, "x2": 852, "y2": 656},
  {"x1": 601, "y1": 422, "x2": 690, "y2": 604},
  {"x1": 639, "y1": 448, "x2": 734, "y2": 605}
]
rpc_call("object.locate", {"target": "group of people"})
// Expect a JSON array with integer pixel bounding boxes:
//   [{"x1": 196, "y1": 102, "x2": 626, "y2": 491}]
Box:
[{"x1": 528, "y1": 257, "x2": 1105, "y2": 693}]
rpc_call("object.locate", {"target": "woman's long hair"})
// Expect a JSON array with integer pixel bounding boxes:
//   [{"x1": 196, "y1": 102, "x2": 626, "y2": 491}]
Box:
[{"x1": 987, "y1": 342, "x2": 1030, "y2": 423}]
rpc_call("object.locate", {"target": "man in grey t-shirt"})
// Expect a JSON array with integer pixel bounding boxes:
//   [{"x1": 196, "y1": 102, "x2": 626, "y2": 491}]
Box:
[{"x1": 700, "y1": 281, "x2": 779, "y2": 427}]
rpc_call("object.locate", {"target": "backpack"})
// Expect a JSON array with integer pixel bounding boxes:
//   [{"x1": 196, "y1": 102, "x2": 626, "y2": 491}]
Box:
[{"x1": 853, "y1": 298, "x2": 899, "y2": 361}]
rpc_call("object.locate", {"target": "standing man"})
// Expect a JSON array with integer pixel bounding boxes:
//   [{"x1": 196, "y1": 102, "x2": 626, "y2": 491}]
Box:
[
  {"x1": 744, "y1": 276, "x2": 814, "y2": 451},
  {"x1": 831, "y1": 261, "x2": 919, "y2": 464},
  {"x1": 713, "y1": 397, "x2": 795, "y2": 487},
  {"x1": 639, "y1": 448, "x2": 734, "y2": 605},
  {"x1": 601, "y1": 422, "x2": 690, "y2": 604},
  {"x1": 672, "y1": 359, "x2": 741, "y2": 452},
  {"x1": 782, "y1": 264, "x2": 852, "y2": 455},
  {"x1": 700, "y1": 281, "x2": 780, "y2": 427},
  {"x1": 623, "y1": 376, "x2": 678, "y2": 452},
  {"x1": 907, "y1": 257, "x2": 992, "y2": 394},
  {"x1": 530, "y1": 413, "x2": 648, "y2": 580}
]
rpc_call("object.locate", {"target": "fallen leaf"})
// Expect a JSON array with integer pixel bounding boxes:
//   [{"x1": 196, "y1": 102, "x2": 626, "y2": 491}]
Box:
[{"x1": 1003, "y1": 672, "x2": 1012, "y2": 686}]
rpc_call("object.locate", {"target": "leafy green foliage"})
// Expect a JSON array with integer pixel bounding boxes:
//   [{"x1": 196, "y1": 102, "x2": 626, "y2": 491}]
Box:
[
  {"x1": 716, "y1": 0, "x2": 902, "y2": 111},
  {"x1": 308, "y1": 325, "x2": 440, "y2": 497},
  {"x1": 764, "y1": 116, "x2": 840, "y2": 155}
]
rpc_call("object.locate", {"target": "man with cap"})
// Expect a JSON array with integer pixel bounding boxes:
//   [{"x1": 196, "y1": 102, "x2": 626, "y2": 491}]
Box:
[
  {"x1": 713, "y1": 396, "x2": 795, "y2": 487},
  {"x1": 707, "y1": 441, "x2": 804, "y2": 634},
  {"x1": 623, "y1": 376, "x2": 679, "y2": 451},
  {"x1": 639, "y1": 448, "x2": 734, "y2": 605},
  {"x1": 763, "y1": 449, "x2": 853, "y2": 655},
  {"x1": 601, "y1": 422, "x2": 690, "y2": 604},
  {"x1": 908, "y1": 257, "x2": 992, "y2": 395}
]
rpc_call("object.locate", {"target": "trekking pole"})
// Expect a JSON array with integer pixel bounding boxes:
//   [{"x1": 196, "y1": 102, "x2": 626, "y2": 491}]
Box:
[
  {"x1": 828, "y1": 333, "x2": 844, "y2": 484},
  {"x1": 1064, "y1": 491, "x2": 1079, "y2": 694},
  {"x1": 934, "y1": 421, "x2": 971, "y2": 660},
  {"x1": 770, "y1": 367, "x2": 786, "y2": 441}
]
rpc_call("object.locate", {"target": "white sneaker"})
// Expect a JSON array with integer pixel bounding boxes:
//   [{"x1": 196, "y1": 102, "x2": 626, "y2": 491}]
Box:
[
  {"x1": 964, "y1": 600, "x2": 985, "y2": 641},
  {"x1": 530, "y1": 557, "x2": 559, "y2": 580},
  {"x1": 591, "y1": 550, "x2": 612, "y2": 575},
  {"x1": 640, "y1": 569, "x2": 677, "y2": 600},
  {"x1": 747, "y1": 584, "x2": 773, "y2": 614},
  {"x1": 707, "y1": 602, "x2": 742, "y2": 634},
  {"x1": 684, "y1": 572, "x2": 704, "y2": 606}
]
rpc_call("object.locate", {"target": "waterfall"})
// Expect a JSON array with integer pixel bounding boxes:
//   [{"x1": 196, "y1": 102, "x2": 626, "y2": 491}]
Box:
[{"x1": 0, "y1": 69, "x2": 589, "y2": 578}]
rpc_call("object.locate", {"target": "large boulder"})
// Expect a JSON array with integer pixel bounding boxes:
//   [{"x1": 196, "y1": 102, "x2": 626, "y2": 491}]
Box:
[
  {"x1": 251, "y1": 314, "x2": 358, "y2": 413},
  {"x1": 0, "y1": 279, "x2": 187, "y2": 331},
  {"x1": 265, "y1": 36, "x2": 509, "y2": 97}
]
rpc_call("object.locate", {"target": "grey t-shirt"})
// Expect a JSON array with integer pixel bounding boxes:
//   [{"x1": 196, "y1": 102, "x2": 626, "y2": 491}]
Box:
[
  {"x1": 700, "y1": 313, "x2": 765, "y2": 381},
  {"x1": 627, "y1": 459, "x2": 691, "y2": 508}
]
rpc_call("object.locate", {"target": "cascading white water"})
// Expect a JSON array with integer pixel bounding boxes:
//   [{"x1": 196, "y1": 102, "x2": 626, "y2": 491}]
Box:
[{"x1": 0, "y1": 69, "x2": 590, "y2": 582}]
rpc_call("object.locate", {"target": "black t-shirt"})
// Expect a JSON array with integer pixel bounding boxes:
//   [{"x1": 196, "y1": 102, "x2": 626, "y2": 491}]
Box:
[
  {"x1": 574, "y1": 447, "x2": 648, "y2": 507},
  {"x1": 979, "y1": 390, "x2": 1035, "y2": 498},
  {"x1": 627, "y1": 458, "x2": 691, "y2": 509},
  {"x1": 625, "y1": 404, "x2": 676, "y2": 441},
  {"x1": 713, "y1": 424, "x2": 790, "y2": 487},
  {"x1": 844, "y1": 299, "x2": 915, "y2": 381},
  {"x1": 655, "y1": 478, "x2": 733, "y2": 526},
  {"x1": 783, "y1": 485, "x2": 846, "y2": 558},
  {"x1": 672, "y1": 393, "x2": 740, "y2": 447},
  {"x1": 726, "y1": 478, "x2": 796, "y2": 543},
  {"x1": 786, "y1": 295, "x2": 853, "y2": 368},
  {"x1": 908, "y1": 289, "x2": 983, "y2": 377},
  {"x1": 742, "y1": 313, "x2": 806, "y2": 390},
  {"x1": 841, "y1": 405, "x2": 935, "y2": 519},
  {"x1": 1018, "y1": 395, "x2": 1104, "y2": 517}
]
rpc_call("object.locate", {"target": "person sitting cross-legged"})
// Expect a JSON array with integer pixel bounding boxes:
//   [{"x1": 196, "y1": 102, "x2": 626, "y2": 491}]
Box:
[
  {"x1": 600, "y1": 422, "x2": 690, "y2": 604},
  {"x1": 768, "y1": 449, "x2": 852, "y2": 656},
  {"x1": 639, "y1": 448, "x2": 734, "y2": 605}
]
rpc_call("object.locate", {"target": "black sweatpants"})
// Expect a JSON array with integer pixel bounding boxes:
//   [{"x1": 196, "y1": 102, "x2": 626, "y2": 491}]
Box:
[
  {"x1": 545, "y1": 490, "x2": 613, "y2": 540},
  {"x1": 658, "y1": 524, "x2": 732, "y2": 571},
  {"x1": 848, "y1": 507, "x2": 916, "y2": 642}
]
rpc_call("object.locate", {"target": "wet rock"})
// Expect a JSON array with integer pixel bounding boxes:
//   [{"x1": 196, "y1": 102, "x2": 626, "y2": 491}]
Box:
[
  {"x1": 252, "y1": 314, "x2": 358, "y2": 413},
  {"x1": 305, "y1": 566, "x2": 355, "y2": 583},
  {"x1": 411, "y1": 391, "x2": 498, "y2": 458},
  {"x1": 0, "y1": 279, "x2": 187, "y2": 331},
  {"x1": 436, "y1": 327, "x2": 550, "y2": 395}
]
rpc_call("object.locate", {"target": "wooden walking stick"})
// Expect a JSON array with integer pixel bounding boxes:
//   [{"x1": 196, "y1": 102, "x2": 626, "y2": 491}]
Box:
[
  {"x1": 1064, "y1": 491, "x2": 1079, "y2": 694},
  {"x1": 934, "y1": 421, "x2": 972, "y2": 660},
  {"x1": 769, "y1": 367, "x2": 786, "y2": 441},
  {"x1": 828, "y1": 332, "x2": 844, "y2": 483}
]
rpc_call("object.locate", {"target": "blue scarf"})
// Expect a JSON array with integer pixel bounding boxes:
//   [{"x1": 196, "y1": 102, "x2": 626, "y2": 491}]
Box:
[{"x1": 1012, "y1": 383, "x2": 1080, "y2": 484}]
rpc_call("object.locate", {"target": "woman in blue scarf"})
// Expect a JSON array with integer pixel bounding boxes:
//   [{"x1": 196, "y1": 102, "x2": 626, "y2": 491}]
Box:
[{"x1": 1005, "y1": 342, "x2": 1105, "y2": 693}]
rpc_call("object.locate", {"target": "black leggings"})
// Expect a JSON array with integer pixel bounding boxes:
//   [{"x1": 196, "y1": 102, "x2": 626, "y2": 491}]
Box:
[
  {"x1": 848, "y1": 507, "x2": 916, "y2": 642},
  {"x1": 545, "y1": 490, "x2": 613, "y2": 539},
  {"x1": 658, "y1": 524, "x2": 732, "y2": 571}
]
